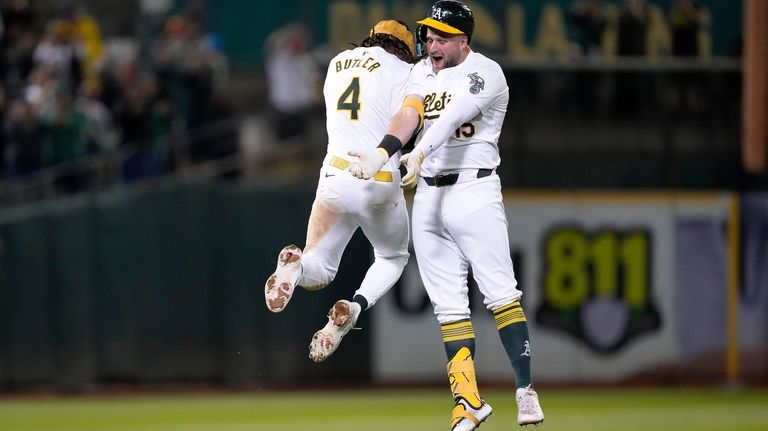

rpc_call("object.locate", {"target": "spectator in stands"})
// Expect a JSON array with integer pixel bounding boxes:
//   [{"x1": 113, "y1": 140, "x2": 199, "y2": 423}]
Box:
[
  {"x1": 0, "y1": 0, "x2": 234, "y2": 199},
  {"x1": 0, "y1": 0, "x2": 36, "y2": 92},
  {"x1": 79, "y1": 80, "x2": 117, "y2": 154},
  {"x1": 32, "y1": 19, "x2": 83, "y2": 94},
  {"x1": 617, "y1": 0, "x2": 648, "y2": 57},
  {"x1": 568, "y1": 0, "x2": 609, "y2": 116},
  {"x1": 24, "y1": 64, "x2": 55, "y2": 114},
  {"x1": 3, "y1": 97, "x2": 42, "y2": 177},
  {"x1": 668, "y1": 0, "x2": 702, "y2": 57},
  {"x1": 153, "y1": 14, "x2": 191, "y2": 122},
  {"x1": 116, "y1": 72, "x2": 172, "y2": 182},
  {"x1": 66, "y1": 2, "x2": 106, "y2": 90},
  {"x1": 1, "y1": 0, "x2": 33, "y2": 35},
  {"x1": 569, "y1": 0, "x2": 607, "y2": 57},
  {"x1": 176, "y1": 15, "x2": 218, "y2": 161},
  {"x1": 40, "y1": 82, "x2": 90, "y2": 191},
  {"x1": 667, "y1": 0, "x2": 707, "y2": 113},
  {"x1": 137, "y1": 0, "x2": 174, "y2": 70},
  {"x1": 613, "y1": 0, "x2": 650, "y2": 117},
  {"x1": 264, "y1": 22, "x2": 319, "y2": 145},
  {"x1": 152, "y1": 12, "x2": 227, "y2": 163}
]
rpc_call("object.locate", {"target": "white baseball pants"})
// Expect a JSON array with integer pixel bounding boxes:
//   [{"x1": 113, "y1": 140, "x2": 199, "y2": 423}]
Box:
[
  {"x1": 298, "y1": 164, "x2": 410, "y2": 307},
  {"x1": 411, "y1": 172, "x2": 522, "y2": 323}
]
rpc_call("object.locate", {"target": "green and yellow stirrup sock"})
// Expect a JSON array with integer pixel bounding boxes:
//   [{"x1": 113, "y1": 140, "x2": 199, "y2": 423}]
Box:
[
  {"x1": 442, "y1": 319, "x2": 476, "y2": 359},
  {"x1": 442, "y1": 320, "x2": 482, "y2": 411},
  {"x1": 494, "y1": 301, "x2": 533, "y2": 388}
]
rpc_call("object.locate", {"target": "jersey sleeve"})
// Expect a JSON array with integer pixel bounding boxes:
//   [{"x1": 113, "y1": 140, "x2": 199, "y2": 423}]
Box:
[{"x1": 452, "y1": 62, "x2": 507, "y2": 113}]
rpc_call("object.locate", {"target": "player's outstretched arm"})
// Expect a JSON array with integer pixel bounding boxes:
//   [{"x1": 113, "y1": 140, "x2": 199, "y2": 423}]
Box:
[
  {"x1": 348, "y1": 95, "x2": 424, "y2": 179},
  {"x1": 412, "y1": 95, "x2": 479, "y2": 158},
  {"x1": 399, "y1": 97, "x2": 479, "y2": 189}
]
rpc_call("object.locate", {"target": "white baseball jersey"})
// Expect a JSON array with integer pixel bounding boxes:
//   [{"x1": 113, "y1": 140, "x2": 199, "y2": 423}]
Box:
[
  {"x1": 323, "y1": 46, "x2": 412, "y2": 172},
  {"x1": 406, "y1": 51, "x2": 521, "y2": 324},
  {"x1": 406, "y1": 51, "x2": 509, "y2": 176},
  {"x1": 294, "y1": 45, "x2": 412, "y2": 308}
]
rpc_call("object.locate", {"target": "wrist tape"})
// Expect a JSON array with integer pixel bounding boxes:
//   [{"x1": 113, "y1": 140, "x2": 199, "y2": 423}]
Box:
[{"x1": 377, "y1": 134, "x2": 402, "y2": 157}]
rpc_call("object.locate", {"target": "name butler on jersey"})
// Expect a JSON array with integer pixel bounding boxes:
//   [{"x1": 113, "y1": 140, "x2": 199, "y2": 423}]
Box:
[{"x1": 334, "y1": 54, "x2": 381, "y2": 73}]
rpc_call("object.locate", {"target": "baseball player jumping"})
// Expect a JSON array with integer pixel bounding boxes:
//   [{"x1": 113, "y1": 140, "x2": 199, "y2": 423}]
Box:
[
  {"x1": 349, "y1": 1, "x2": 545, "y2": 428},
  {"x1": 264, "y1": 20, "x2": 423, "y2": 363}
]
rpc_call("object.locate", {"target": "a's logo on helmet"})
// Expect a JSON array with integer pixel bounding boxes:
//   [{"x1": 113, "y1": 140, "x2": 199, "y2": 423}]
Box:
[
  {"x1": 467, "y1": 72, "x2": 484, "y2": 94},
  {"x1": 431, "y1": 7, "x2": 449, "y2": 19}
]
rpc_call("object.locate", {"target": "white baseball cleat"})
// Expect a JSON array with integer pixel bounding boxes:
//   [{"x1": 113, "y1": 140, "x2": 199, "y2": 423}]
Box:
[
  {"x1": 515, "y1": 385, "x2": 544, "y2": 426},
  {"x1": 308, "y1": 300, "x2": 361, "y2": 362},
  {"x1": 451, "y1": 398, "x2": 493, "y2": 431},
  {"x1": 264, "y1": 245, "x2": 303, "y2": 313}
]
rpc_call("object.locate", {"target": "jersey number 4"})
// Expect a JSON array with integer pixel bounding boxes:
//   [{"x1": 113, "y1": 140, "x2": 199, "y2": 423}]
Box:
[{"x1": 337, "y1": 77, "x2": 361, "y2": 120}]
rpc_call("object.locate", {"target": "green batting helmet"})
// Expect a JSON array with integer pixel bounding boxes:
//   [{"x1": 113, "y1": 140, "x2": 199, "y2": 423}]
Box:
[{"x1": 417, "y1": 0, "x2": 475, "y2": 43}]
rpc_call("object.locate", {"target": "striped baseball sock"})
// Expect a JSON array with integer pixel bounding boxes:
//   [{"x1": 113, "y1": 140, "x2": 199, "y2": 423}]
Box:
[
  {"x1": 494, "y1": 301, "x2": 532, "y2": 388},
  {"x1": 442, "y1": 319, "x2": 476, "y2": 358},
  {"x1": 442, "y1": 320, "x2": 482, "y2": 409}
]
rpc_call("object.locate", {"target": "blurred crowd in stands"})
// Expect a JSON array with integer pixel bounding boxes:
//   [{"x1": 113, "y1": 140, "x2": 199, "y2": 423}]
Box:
[
  {"x1": 0, "y1": 0, "x2": 737, "y2": 199},
  {"x1": 0, "y1": 0, "x2": 231, "y2": 194},
  {"x1": 565, "y1": 0, "x2": 716, "y2": 118},
  {"x1": 569, "y1": 0, "x2": 710, "y2": 58},
  {"x1": 260, "y1": 0, "x2": 717, "y2": 148}
]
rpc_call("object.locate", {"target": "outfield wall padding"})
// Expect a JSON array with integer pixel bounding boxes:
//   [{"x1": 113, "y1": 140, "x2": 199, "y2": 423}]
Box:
[{"x1": 0, "y1": 181, "x2": 372, "y2": 389}]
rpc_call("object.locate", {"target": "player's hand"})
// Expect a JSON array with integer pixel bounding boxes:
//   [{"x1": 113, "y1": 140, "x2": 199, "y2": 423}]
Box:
[
  {"x1": 347, "y1": 148, "x2": 389, "y2": 180},
  {"x1": 399, "y1": 148, "x2": 425, "y2": 190}
]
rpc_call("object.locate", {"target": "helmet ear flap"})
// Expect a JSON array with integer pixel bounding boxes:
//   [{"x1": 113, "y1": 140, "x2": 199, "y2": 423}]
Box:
[
  {"x1": 414, "y1": 24, "x2": 427, "y2": 59},
  {"x1": 416, "y1": 23, "x2": 428, "y2": 44},
  {"x1": 414, "y1": 24, "x2": 427, "y2": 57}
]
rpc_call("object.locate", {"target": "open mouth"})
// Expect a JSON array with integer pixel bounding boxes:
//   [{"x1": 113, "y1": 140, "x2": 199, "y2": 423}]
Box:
[{"x1": 430, "y1": 54, "x2": 444, "y2": 68}]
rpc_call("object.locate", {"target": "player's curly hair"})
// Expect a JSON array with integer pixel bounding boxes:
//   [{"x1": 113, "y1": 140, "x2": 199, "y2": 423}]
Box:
[{"x1": 360, "y1": 20, "x2": 417, "y2": 64}]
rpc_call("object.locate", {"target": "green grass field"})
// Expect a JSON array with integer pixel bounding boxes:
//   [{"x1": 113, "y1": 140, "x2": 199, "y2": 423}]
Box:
[{"x1": 1, "y1": 387, "x2": 767, "y2": 431}]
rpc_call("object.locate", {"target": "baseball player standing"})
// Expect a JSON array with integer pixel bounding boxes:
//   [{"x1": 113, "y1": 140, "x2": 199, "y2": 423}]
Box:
[
  {"x1": 349, "y1": 1, "x2": 544, "y2": 429},
  {"x1": 264, "y1": 20, "x2": 423, "y2": 363}
]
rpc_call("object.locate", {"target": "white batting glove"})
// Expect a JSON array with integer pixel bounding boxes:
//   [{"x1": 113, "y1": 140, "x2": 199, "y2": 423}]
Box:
[
  {"x1": 347, "y1": 148, "x2": 389, "y2": 180},
  {"x1": 399, "y1": 148, "x2": 425, "y2": 190}
]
